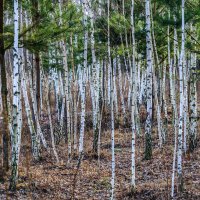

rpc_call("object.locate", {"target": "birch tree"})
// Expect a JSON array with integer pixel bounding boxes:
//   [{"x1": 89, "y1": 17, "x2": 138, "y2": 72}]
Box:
[
  {"x1": 10, "y1": 0, "x2": 21, "y2": 190},
  {"x1": 144, "y1": 0, "x2": 153, "y2": 160},
  {"x1": 177, "y1": 0, "x2": 185, "y2": 192},
  {"x1": 78, "y1": 0, "x2": 88, "y2": 156},
  {"x1": 171, "y1": 19, "x2": 179, "y2": 198},
  {"x1": 108, "y1": 0, "x2": 115, "y2": 199},
  {"x1": 189, "y1": 25, "x2": 197, "y2": 152},
  {"x1": 58, "y1": 0, "x2": 71, "y2": 160},
  {"x1": 131, "y1": 0, "x2": 136, "y2": 189}
]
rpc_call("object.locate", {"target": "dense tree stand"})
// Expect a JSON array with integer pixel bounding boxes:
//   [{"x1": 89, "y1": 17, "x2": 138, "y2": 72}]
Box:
[{"x1": 0, "y1": 0, "x2": 199, "y2": 198}]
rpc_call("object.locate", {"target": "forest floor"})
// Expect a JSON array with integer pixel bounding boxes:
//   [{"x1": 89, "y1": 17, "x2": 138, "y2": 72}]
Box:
[{"x1": 0, "y1": 119, "x2": 200, "y2": 200}]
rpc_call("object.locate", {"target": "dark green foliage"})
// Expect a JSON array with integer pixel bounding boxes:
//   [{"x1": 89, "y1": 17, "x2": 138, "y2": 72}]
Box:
[
  {"x1": 2, "y1": 0, "x2": 200, "y2": 71},
  {"x1": 23, "y1": 3, "x2": 82, "y2": 53}
]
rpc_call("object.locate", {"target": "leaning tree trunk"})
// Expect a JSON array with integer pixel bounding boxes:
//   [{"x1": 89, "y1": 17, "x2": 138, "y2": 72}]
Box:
[{"x1": 21, "y1": 58, "x2": 39, "y2": 159}]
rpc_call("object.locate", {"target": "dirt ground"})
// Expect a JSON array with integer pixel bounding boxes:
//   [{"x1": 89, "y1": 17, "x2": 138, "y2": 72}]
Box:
[{"x1": 0, "y1": 122, "x2": 200, "y2": 200}]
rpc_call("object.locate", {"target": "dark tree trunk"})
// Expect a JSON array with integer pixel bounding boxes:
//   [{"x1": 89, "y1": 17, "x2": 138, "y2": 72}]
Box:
[
  {"x1": 31, "y1": 0, "x2": 40, "y2": 117},
  {"x1": 35, "y1": 54, "x2": 40, "y2": 116},
  {"x1": 0, "y1": 0, "x2": 10, "y2": 182}
]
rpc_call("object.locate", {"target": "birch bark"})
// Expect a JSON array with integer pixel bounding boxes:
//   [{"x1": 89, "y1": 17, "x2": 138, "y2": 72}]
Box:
[
  {"x1": 177, "y1": 0, "x2": 185, "y2": 192},
  {"x1": 144, "y1": 0, "x2": 153, "y2": 160},
  {"x1": 10, "y1": 0, "x2": 21, "y2": 190},
  {"x1": 108, "y1": 0, "x2": 115, "y2": 199}
]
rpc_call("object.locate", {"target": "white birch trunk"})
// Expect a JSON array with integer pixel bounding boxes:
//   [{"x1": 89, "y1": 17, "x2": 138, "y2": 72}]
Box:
[
  {"x1": 10, "y1": 0, "x2": 21, "y2": 189},
  {"x1": 58, "y1": 0, "x2": 71, "y2": 160},
  {"x1": 131, "y1": 0, "x2": 136, "y2": 188},
  {"x1": 189, "y1": 28, "x2": 197, "y2": 151},
  {"x1": 177, "y1": 0, "x2": 185, "y2": 191},
  {"x1": 117, "y1": 56, "x2": 125, "y2": 116},
  {"x1": 21, "y1": 57, "x2": 39, "y2": 159},
  {"x1": 27, "y1": 60, "x2": 47, "y2": 149},
  {"x1": 46, "y1": 76, "x2": 59, "y2": 163},
  {"x1": 78, "y1": 0, "x2": 88, "y2": 154},
  {"x1": 144, "y1": 0, "x2": 153, "y2": 160},
  {"x1": 108, "y1": 0, "x2": 115, "y2": 198}
]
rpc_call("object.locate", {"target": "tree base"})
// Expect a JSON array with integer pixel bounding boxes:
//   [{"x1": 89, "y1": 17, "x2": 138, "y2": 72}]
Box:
[
  {"x1": 178, "y1": 174, "x2": 184, "y2": 193},
  {"x1": 144, "y1": 133, "x2": 152, "y2": 160}
]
